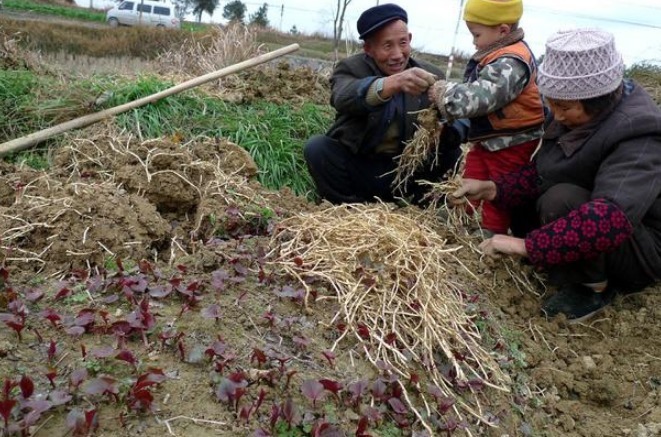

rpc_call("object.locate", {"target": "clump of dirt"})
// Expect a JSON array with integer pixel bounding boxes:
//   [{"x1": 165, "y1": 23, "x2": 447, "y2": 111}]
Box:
[
  {"x1": 0, "y1": 170, "x2": 170, "y2": 273},
  {"x1": 52, "y1": 134, "x2": 259, "y2": 212},
  {"x1": 218, "y1": 61, "x2": 331, "y2": 105},
  {"x1": 0, "y1": 129, "x2": 315, "y2": 274}
]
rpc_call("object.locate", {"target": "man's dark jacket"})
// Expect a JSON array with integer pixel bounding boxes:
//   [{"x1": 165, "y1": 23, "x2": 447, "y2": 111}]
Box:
[{"x1": 326, "y1": 53, "x2": 443, "y2": 155}]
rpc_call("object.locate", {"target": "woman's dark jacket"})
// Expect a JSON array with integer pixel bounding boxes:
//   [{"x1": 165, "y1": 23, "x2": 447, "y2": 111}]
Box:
[{"x1": 495, "y1": 81, "x2": 661, "y2": 280}]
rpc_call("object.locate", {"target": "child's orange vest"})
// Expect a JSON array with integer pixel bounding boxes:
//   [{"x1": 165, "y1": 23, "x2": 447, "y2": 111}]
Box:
[{"x1": 465, "y1": 41, "x2": 545, "y2": 141}]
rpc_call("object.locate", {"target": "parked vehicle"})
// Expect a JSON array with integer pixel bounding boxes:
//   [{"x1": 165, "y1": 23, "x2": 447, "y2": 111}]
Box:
[{"x1": 106, "y1": 0, "x2": 180, "y2": 29}]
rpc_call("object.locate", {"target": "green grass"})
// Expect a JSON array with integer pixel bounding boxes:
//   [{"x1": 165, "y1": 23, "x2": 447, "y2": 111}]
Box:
[
  {"x1": 0, "y1": 70, "x2": 48, "y2": 141},
  {"x1": 107, "y1": 76, "x2": 331, "y2": 196},
  {"x1": 14, "y1": 151, "x2": 50, "y2": 170},
  {"x1": 0, "y1": 71, "x2": 332, "y2": 197},
  {"x1": 4, "y1": 0, "x2": 106, "y2": 22},
  {"x1": 0, "y1": 70, "x2": 100, "y2": 141}
]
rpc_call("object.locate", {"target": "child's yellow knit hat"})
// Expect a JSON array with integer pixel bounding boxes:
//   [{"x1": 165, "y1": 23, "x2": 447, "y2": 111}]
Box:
[{"x1": 463, "y1": 0, "x2": 523, "y2": 26}]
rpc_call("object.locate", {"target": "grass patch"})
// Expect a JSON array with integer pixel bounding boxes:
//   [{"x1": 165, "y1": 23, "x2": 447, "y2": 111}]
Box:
[
  {"x1": 0, "y1": 71, "x2": 332, "y2": 196},
  {"x1": 0, "y1": 70, "x2": 41, "y2": 141},
  {"x1": 0, "y1": 69, "x2": 101, "y2": 142},
  {"x1": 107, "y1": 75, "x2": 331, "y2": 196},
  {"x1": 12, "y1": 151, "x2": 50, "y2": 170},
  {"x1": 4, "y1": 0, "x2": 106, "y2": 22},
  {"x1": 0, "y1": 18, "x2": 196, "y2": 59}
]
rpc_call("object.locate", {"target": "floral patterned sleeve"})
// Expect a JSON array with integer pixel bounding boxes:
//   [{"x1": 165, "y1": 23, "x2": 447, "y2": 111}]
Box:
[
  {"x1": 492, "y1": 161, "x2": 541, "y2": 208},
  {"x1": 525, "y1": 198, "x2": 633, "y2": 268}
]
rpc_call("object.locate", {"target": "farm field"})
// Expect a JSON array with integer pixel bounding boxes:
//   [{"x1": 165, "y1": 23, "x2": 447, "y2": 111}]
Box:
[{"x1": 1, "y1": 3, "x2": 661, "y2": 437}]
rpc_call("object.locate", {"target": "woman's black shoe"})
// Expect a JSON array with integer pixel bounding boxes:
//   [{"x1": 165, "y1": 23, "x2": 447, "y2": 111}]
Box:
[{"x1": 541, "y1": 283, "x2": 615, "y2": 322}]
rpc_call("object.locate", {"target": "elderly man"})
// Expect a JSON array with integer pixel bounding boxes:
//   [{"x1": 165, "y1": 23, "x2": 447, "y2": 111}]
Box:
[{"x1": 304, "y1": 3, "x2": 463, "y2": 204}]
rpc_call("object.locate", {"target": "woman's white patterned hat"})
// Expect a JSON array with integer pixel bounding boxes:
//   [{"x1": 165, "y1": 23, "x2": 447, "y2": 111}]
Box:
[{"x1": 538, "y1": 28, "x2": 624, "y2": 100}]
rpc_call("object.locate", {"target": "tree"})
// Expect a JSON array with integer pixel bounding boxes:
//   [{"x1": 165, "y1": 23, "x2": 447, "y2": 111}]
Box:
[
  {"x1": 173, "y1": 0, "x2": 194, "y2": 21},
  {"x1": 192, "y1": 0, "x2": 219, "y2": 23},
  {"x1": 223, "y1": 0, "x2": 247, "y2": 24},
  {"x1": 332, "y1": 0, "x2": 352, "y2": 62},
  {"x1": 249, "y1": 3, "x2": 269, "y2": 27}
]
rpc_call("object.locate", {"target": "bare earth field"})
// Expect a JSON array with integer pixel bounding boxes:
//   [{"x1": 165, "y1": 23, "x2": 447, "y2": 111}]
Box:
[{"x1": 1, "y1": 41, "x2": 660, "y2": 437}]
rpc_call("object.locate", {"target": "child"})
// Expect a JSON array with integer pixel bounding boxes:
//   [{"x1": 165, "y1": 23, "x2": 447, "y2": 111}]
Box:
[{"x1": 428, "y1": 0, "x2": 544, "y2": 237}]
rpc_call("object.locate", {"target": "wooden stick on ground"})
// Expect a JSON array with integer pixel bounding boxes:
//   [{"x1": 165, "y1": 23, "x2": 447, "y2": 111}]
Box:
[{"x1": 0, "y1": 43, "x2": 300, "y2": 157}]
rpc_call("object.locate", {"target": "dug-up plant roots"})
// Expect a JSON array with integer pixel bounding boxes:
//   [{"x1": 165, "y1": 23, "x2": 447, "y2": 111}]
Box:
[
  {"x1": 418, "y1": 176, "x2": 545, "y2": 297},
  {"x1": 156, "y1": 24, "x2": 264, "y2": 77},
  {"x1": 0, "y1": 30, "x2": 41, "y2": 71},
  {"x1": 269, "y1": 203, "x2": 513, "y2": 433},
  {"x1": 391, "y1": 108, "x2": 443, "y2": 193},
  {"x1": 419, "y1": 171, "x2": 477, "y2": 237}
]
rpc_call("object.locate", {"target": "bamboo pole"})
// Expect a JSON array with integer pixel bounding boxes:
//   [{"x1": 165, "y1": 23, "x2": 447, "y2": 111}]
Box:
[{"x1": 0, "y1": 43, "x2": 300, "y2": 157}]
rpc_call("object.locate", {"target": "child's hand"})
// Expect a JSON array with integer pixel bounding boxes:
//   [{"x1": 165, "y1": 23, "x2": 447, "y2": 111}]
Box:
[
  {"x1": 428, "y1": 80, "x2": 447, "y2": 108},
  {"x1": 451, "y1": 178, "x2": 497, "y2": 204}
]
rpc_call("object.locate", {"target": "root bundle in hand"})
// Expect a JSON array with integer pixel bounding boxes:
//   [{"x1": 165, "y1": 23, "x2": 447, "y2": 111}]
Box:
[{"x1": 392, "y1": 108, "x2": 443, "y2": 193}]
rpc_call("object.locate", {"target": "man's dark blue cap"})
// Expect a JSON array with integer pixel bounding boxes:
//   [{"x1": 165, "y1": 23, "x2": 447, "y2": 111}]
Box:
[{"x1": 357, "y1": 3, "x2": 408, "y2": 40}]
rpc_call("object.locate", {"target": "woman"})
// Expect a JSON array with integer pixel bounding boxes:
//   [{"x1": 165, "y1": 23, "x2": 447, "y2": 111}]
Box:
[{"x1": 453, "y1": 28, "x2": 661, "y2": 322}]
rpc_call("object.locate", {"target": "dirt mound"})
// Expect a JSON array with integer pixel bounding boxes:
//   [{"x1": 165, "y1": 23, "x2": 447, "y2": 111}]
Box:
[
  {"x1": 0, "y1": 131, "x2": 311, "y2": 274},
  {"x1": 218, "y1": 61, "x2": 331, "y2": 105},
  {"x1": 0, "y1": 176, "x2": 170, "y2": 271}
]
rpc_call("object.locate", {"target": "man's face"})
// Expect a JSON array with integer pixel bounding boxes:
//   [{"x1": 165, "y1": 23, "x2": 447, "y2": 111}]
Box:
[{"x1": 363, "y1": 20, "x2": 412, "y2": 76}]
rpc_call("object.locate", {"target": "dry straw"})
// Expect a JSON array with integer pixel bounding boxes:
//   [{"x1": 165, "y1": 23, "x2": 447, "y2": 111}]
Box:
[
  {"x1": 269, "y1": 202, "x2": 512, "y2": 431},
  {"x1": 0, "y1": 30, "x2": 41, "y2": 71},
  {"x1": 156, "y1": 24, "x2": 263, "y2": 78}
]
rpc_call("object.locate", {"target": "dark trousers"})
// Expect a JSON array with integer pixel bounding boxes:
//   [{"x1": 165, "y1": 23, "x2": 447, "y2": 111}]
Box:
[
  {"x1": 303, "y1": 135, "x2": 461, "y2": 205},
  {"x1": 537, "y1": 183, "x2": 653, "y2": 292}
]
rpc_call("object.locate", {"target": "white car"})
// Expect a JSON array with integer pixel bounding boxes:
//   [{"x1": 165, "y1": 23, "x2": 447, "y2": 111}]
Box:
[{"x1": 106, "y1": 0, "x2": 180, "y2": 29}]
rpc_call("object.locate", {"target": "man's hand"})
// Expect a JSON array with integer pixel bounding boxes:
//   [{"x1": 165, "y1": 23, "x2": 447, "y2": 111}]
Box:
[
  {"x1": 385, "y1": 67, "x2": 436, "y2": 97},
  {"x1": 450, "y1": 178, "x2": 497, "y2": 206},
  {"x1": 478, "y1": 235, "x2": 527, "y2": 258}
]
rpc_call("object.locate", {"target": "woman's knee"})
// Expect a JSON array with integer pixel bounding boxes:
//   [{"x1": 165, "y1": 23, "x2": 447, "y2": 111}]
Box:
[{"x1": 538, "y1": 183, "x2": 591, "y2": 223}]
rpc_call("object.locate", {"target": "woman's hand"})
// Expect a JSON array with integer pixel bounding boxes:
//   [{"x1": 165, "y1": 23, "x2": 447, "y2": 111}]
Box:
[
  {"x1": 478, "y1": 235, "x2": 528, "y2": 258},
  {"x1": 449, "y1": 178, "x2": 497, "y2": 206}
]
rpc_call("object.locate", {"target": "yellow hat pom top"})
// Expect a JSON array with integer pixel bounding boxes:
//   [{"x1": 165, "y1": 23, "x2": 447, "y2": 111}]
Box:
[{"x1": 463, "y1": 0, "x2": 523, "y2": 26}]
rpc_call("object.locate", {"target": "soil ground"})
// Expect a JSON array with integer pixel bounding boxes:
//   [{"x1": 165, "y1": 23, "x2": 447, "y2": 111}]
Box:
[{"x1": 0, "y1": 38, "x2": 660, "y2": 437}]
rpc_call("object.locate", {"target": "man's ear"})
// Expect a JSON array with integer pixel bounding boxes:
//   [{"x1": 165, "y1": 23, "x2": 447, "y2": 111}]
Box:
[{"x1": 363, "y1": 40, "x2": 372, "y2": 56}]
